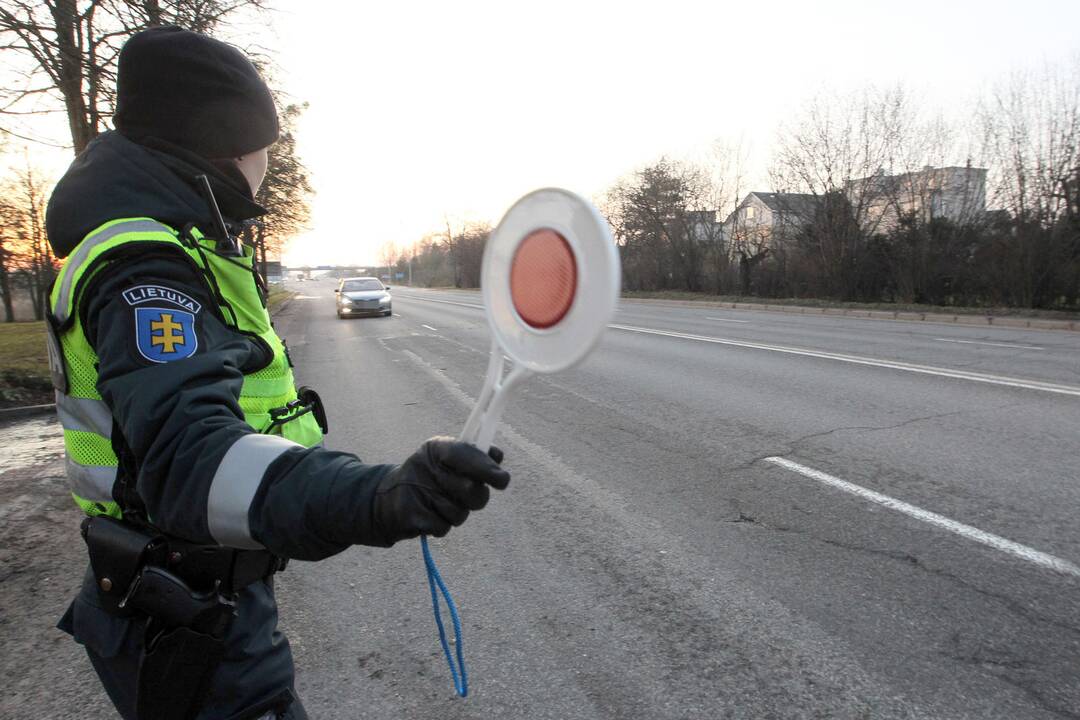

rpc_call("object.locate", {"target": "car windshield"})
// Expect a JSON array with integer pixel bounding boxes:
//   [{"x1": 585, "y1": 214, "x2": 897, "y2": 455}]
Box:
[{"x1": 342, "y1": 280, "x2": 382, "y2": 292}]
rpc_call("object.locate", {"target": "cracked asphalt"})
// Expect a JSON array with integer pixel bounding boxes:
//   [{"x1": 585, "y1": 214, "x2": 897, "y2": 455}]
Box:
[
  {"x1": 275, "y1": 286, "x2": 1080, "y2": 719},
  {"x1": 6, "y1": 284, "x2": 1079, "y2": 718}
]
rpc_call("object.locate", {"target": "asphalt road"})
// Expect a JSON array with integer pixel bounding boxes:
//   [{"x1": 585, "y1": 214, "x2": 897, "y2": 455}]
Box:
[{"x1": 263, "y1": 282, "x2": 1080, "y2": 719}]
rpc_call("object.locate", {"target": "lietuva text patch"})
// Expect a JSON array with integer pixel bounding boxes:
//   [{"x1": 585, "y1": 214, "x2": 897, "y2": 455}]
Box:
[
  {"x1": 135, "y1": 307, "x2": 198, "y2": 362},
  {"x1": 123, "y1": 284, "x2": 202, "y2": 314}
]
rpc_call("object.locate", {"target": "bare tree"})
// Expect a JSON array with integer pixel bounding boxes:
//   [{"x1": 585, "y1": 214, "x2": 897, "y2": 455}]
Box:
[
  {"x1": 252, "y1": 102, "x2": 311, "y2": 282},
  {"x1": 977, "y1": 61, "x2": 1080, "y2": 307},
  {"x1": 378, "y1": 240, "x2": 398, "y2": 281},
  {"x1": 403, "y1": 233, "x2": 453, "y2": 288},
  {"x1": 0, "y1": 190, "x2": 19, "y2": 321},
  {"x1": 1, "y1": 158, "x2": 54, "y2": 319},
  {"x1": 770, "y1": 86, "x2": 914, "y2": 299},
  {"x1": 703, "y1": 139, "x2": 747, "y2": 294},
  {"x1": 442, "y1": 215, "x2": 460, "y2": 287},
  {"x1": 439, "y1": 221, "x2": 488, "y2": 289},
  {"x1": 0, "y1": 0, "x2": 268, "y2": 153}
]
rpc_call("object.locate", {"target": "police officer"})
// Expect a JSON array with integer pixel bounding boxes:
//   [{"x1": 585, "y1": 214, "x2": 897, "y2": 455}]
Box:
[{"x1": 47, "y1": 27, "x2": 509, "y2": 720}]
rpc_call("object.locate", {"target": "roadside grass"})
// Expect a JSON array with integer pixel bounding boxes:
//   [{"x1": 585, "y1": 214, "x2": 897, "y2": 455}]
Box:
[
  {"x1": 267, "y1": 288, "x2": 295, "y2": 313},
  {"x1": 621, "y1": 290, "x2": 1080, "y2": 321},
  {"x1": 0, "y1": 290, "x2": 294, "y2": 409},
  {"x1": 0, "y1": 322, "x2": 53, "y2": 408}
]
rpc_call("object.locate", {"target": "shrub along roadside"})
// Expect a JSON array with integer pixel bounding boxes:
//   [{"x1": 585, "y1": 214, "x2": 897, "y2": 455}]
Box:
[
  {"x1": 266, "y1": 288, "x2": 295, "y2": 313},
  {"x1": 621, "y1": 291, "x2": 1080, "y2": 321}
]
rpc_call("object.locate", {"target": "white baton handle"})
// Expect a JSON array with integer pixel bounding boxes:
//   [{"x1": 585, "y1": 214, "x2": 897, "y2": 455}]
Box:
[{"x1": 459, "y1": 339, "x2": 532, "y2": 452}]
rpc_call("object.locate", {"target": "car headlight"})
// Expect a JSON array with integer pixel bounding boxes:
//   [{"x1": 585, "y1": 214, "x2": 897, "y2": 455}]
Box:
[{"x1": 379, "y1": 296, "x2": 390, "y2": 305}]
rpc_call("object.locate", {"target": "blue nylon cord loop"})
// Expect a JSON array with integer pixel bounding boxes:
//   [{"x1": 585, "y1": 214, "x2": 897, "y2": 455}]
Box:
[{"x1": 421, "y1": 535, "x2": 468, "y2": 697}]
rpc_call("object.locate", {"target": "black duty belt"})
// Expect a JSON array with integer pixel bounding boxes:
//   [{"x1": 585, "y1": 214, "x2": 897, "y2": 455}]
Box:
[
  {"x1": 163, "y1": 538, "x2": 287, "y2": 594},
  {"x1": 82, "y1": 516, "x2": 285, "y2": 616}
]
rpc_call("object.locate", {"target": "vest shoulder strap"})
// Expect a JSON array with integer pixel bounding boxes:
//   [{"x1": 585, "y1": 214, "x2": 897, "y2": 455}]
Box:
[{"x1": 51, "y1": 218, "x2": 190, "y2": 325}]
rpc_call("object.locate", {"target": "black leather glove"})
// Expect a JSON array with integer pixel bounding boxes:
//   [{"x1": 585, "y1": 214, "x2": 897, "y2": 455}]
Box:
[{"x1": 367, "y1": 437, "x2": 509, "y2": 546}]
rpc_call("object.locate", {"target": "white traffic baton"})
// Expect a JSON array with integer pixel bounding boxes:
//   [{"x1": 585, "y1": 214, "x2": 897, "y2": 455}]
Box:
[{"x1": 423, "y1": 187, "x2": 620, "y2": 697}]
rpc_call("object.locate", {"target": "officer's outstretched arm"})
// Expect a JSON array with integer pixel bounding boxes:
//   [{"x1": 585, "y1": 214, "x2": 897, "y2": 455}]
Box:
[
  {"x1": 250, "y1": 437, "x2": 509, "y2": 557},
  {"x1": 86, "y1": 255, "x2": 508, "y2": 560}
]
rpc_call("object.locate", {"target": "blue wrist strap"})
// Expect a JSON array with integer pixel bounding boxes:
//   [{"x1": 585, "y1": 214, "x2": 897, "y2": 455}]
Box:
[{"x1": 421, "y1": 535, "x2": 468, "y2": 697}]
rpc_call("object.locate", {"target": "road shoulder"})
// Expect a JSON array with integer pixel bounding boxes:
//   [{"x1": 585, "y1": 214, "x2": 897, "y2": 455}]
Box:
[{"x1": 0, "y1": 416, "x2": 114, "y2": 718}]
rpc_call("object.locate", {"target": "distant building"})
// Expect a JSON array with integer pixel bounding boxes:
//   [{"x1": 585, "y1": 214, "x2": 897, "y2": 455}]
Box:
[
  {"x1": 715, "y1": 165, "x2": 988, "y2": 255},
  {"x1": 719, "y1": 192, "x2": 822, "y2": 255},
  {"x1": 845, "y1": 165, "x2": 987, "y2": 233}
]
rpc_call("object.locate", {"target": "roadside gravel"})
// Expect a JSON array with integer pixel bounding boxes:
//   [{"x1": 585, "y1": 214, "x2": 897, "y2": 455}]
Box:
[{"x1": 0, "y1": 416, "x2": 114, "y2": 718}]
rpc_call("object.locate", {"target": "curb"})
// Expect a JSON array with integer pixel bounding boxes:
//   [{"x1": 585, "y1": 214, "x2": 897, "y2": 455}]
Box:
[
  {"x1": 619, "y1": 298, "x2": 1079, "y2": 332},
  {"x1": 0, "y1": 403, "x2": 56, "y2": 422},
  {"x1": 269, "y1": 291, "x2": 297, "y2": 317}
]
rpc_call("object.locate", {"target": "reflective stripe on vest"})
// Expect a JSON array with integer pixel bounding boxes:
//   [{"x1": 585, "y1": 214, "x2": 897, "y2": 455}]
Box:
[
  {"x1": 50, "y1": 217, "x2": 324, "y2": 536},
  {"x1": 53, "y1": 219, "x2": 179, "y2": 324},
  {"x1": 66, "y1": 456, "x2": 116, "y2": 503},
  {"x1": 55, "y1": 393, "x2": 113, "y2": 436},
  {"x1": 206, "y1": 434, "x2": 302, "y2": 549}
]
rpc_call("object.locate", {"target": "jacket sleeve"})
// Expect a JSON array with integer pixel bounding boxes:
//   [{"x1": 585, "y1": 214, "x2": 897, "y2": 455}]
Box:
[{"x1": 85, "y1": 251, "x2": 392, "y2": 560}]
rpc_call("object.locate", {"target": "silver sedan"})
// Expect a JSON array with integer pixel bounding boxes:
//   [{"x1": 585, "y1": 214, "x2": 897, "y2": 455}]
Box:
[{"x1": 335, "y1": 277, "x2": 392, "y2": 318}]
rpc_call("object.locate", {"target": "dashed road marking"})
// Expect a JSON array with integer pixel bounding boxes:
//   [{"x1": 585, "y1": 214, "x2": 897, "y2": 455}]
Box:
[
  {"x1": 421, "y1": 324, "x2": 439, "y2": 332},
  {"x1": 764, "y1": 456, "x2": 1080, "y2": 578}
]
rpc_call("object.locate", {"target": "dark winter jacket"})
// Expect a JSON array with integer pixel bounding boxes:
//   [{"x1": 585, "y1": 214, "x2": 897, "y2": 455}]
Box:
[{"x1": 47, "y1": 131, "x2": 393, "y2": 560}]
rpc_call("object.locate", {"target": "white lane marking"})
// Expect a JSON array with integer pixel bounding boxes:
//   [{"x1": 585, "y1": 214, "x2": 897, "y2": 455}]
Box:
[
  {"x1": 933, "y1": 338, "x2": 1043, "y2": 351},
  {"x1": 421, "y1": 324, "x2": 439, "y2": 332},
  {"x1": 764, "y1": 457, "x2": 1080, "y2": 578},
  {"x1": 610, "y1": 323, "x2": 1080, "y2": 397},
  {"x1": 395, "y1": 294, "x2": 483, "y2": 310},
  {"x1": 705, "y1": 316, "x2": 751, "y2": 324},
  {"x1": 393, "y1": 313, "x2": 402, "y2": 317}
]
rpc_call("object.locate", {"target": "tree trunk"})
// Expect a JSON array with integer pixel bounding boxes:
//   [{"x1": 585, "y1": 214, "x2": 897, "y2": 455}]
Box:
[
  {"x1": 36, "y1": 277, "x2": 48, "y2": 321},
  {"x1": 256, "y1": 223, "x2": 268, "y2": 282},
  {"x1": 144, "y1": 0, "x2": 163, "y2": 25},
  {"x1": 29, "y1": 270, "x2": 44, "y2": 320},
  {"x1": 0, "y1": 263, "x2": 13, "y2": 322},
  {"x1": 49, "y1": 0, "x2": 94, "y2": 154}
]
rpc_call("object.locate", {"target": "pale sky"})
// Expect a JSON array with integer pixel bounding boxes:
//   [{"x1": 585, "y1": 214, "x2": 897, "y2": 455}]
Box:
[
  {"x1": 10, "y1": 1, "x2": 1080, "y2": 267},
  {"x1": 272, "y1": 0, "x2": 1080, "y2": 267}
]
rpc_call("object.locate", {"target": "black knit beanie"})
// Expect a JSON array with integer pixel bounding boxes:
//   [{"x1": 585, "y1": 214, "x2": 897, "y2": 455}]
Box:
[{"x1": 113, "y1": 26, "x2": 278, "y2": 158}]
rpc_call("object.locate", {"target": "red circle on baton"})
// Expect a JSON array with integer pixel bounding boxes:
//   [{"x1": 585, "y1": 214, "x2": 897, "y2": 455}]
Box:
[{"x1": 510, "y1": 229, "x2": 577, "y2": 329}]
